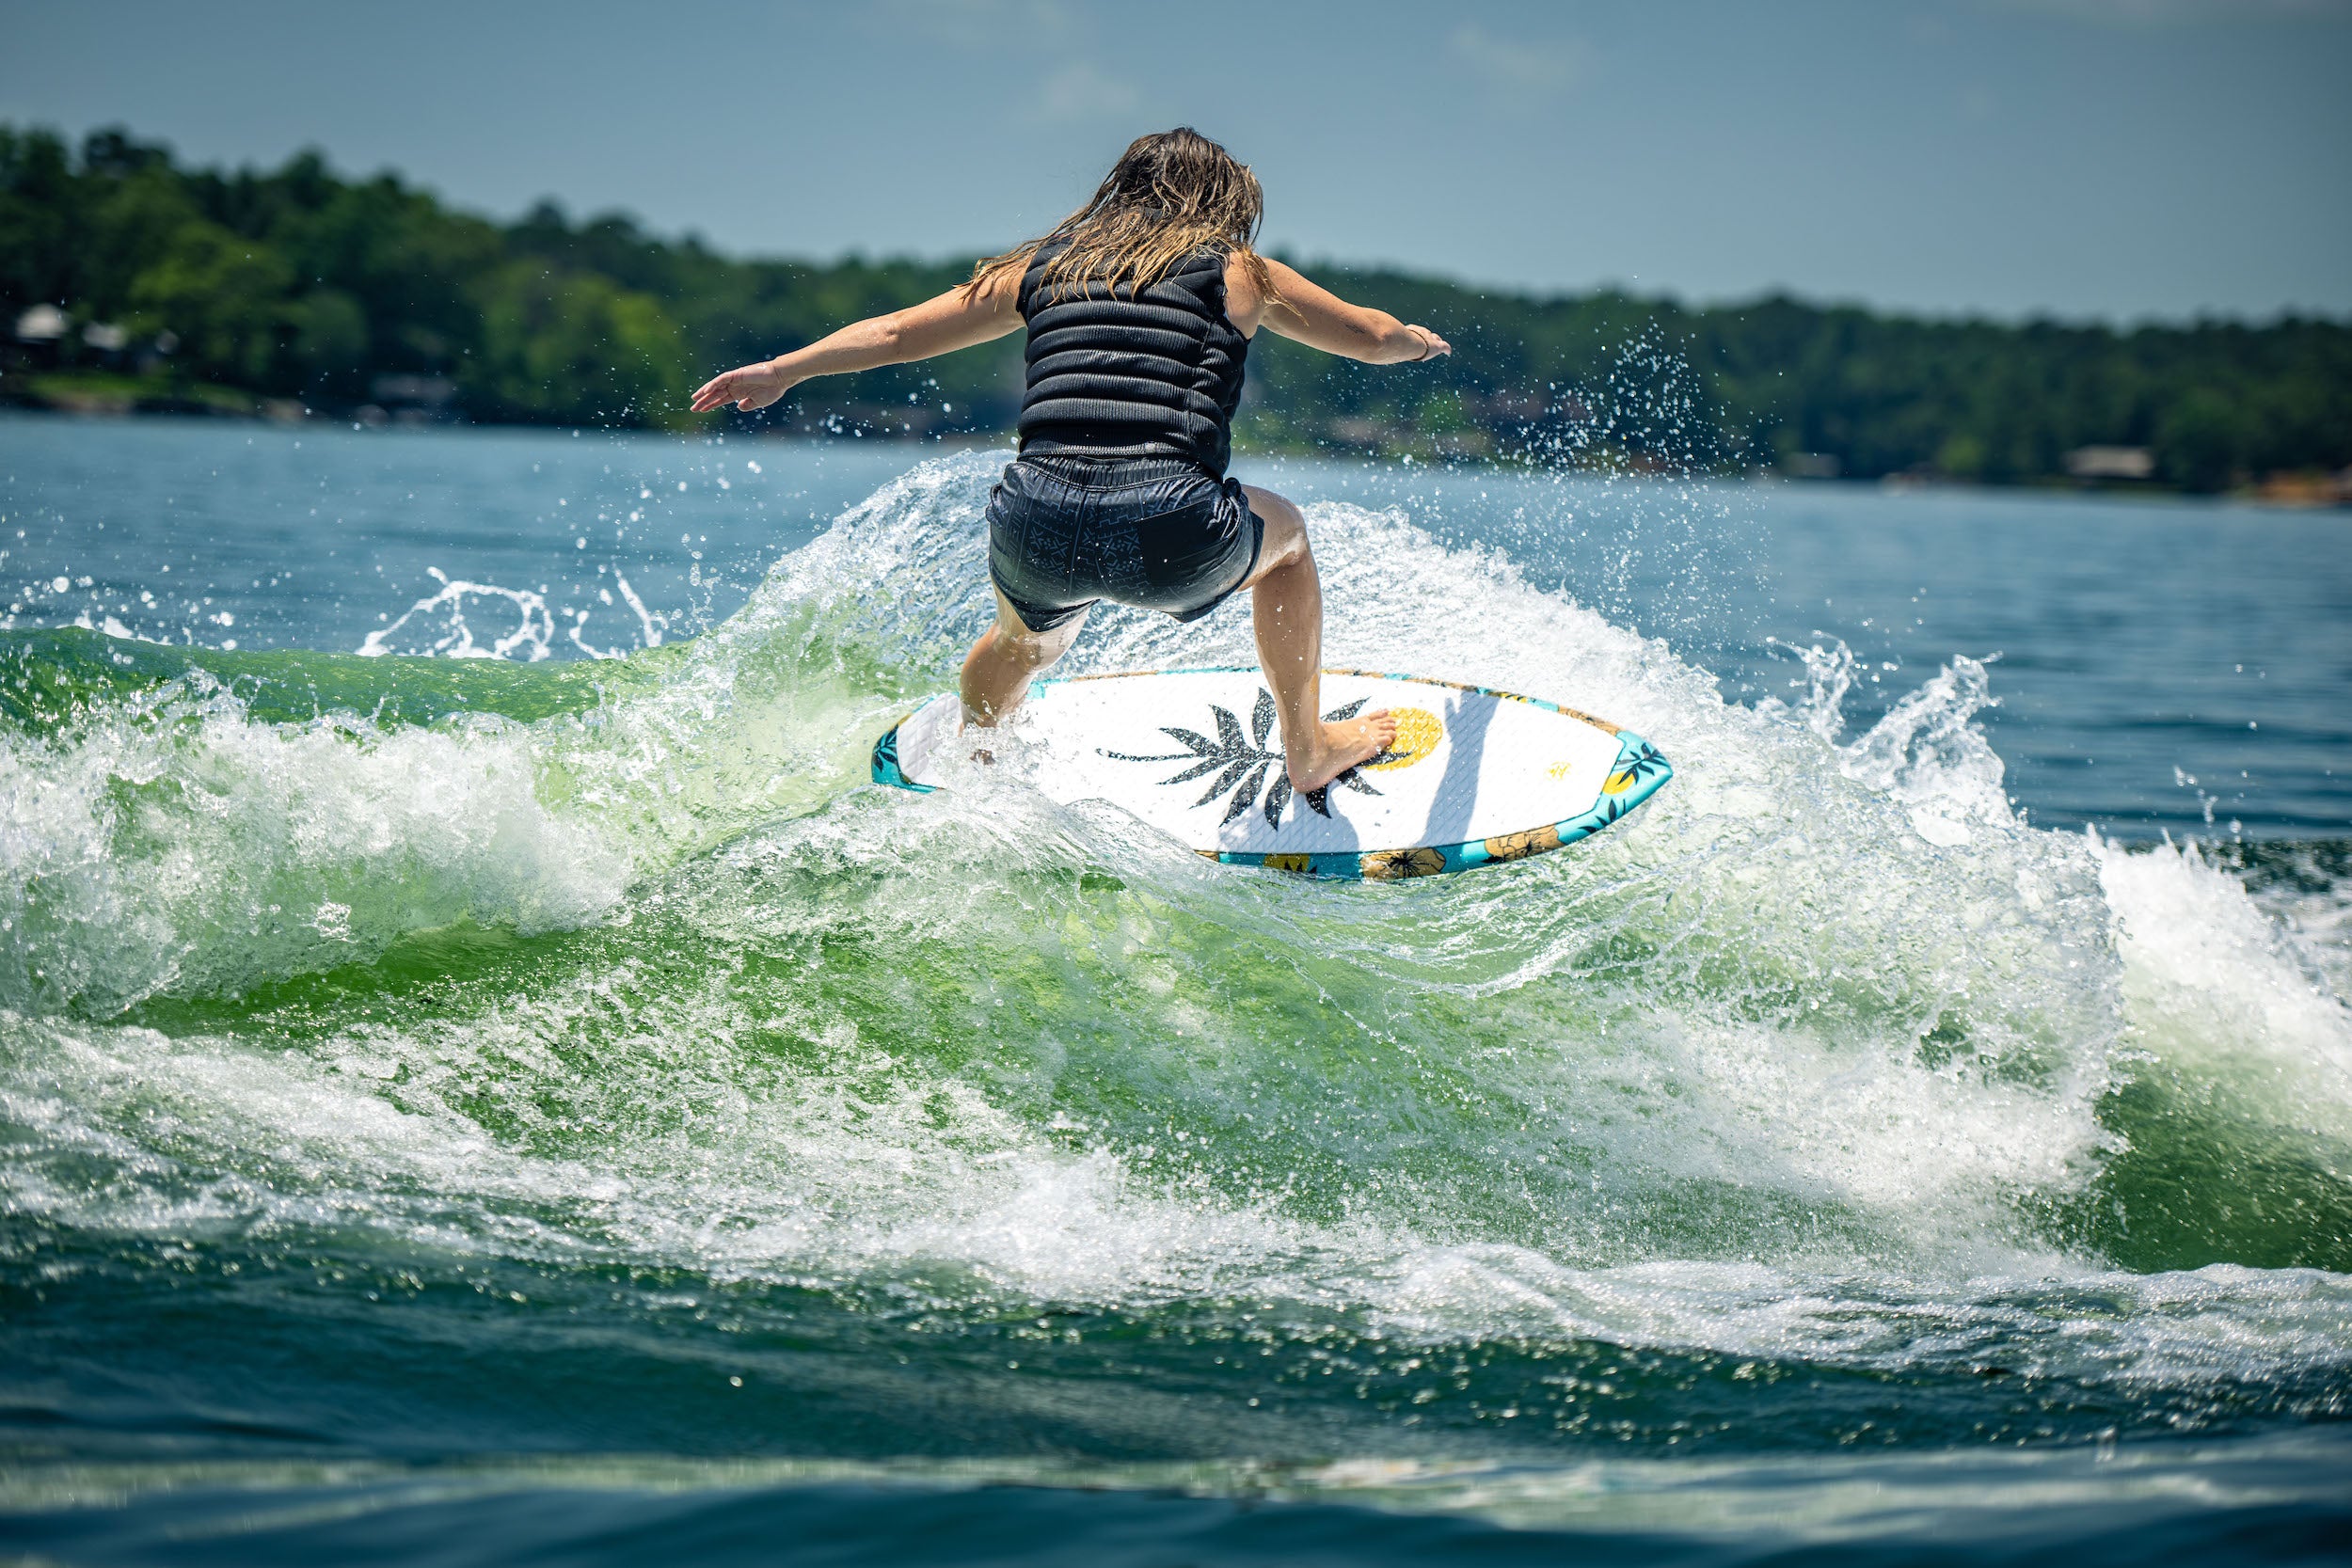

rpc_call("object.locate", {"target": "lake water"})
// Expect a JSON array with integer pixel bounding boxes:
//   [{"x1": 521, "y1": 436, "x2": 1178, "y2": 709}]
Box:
[
  {"x1": 2, "y1": 412, "x2": 2347, "y2": 1565},
  {"x1": 12, "y1": 416, "x2": 2345, "y2": 840}
]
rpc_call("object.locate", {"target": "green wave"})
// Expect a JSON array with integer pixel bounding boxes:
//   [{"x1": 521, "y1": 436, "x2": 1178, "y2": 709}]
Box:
[{"x1": 0, "y1": 626, "x2": 669, "y2": 734}]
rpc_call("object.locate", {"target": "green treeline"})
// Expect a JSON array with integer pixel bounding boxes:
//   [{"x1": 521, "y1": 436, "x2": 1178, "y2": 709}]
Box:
[{"x1": 5, "y1": 125, "x2": 2347, "y2": 493}]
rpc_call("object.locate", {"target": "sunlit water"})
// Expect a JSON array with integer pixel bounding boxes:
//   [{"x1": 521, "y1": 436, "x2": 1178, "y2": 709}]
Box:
[{"x1": 1, "y1": 413, "x2": 2346, "y2": 1565}]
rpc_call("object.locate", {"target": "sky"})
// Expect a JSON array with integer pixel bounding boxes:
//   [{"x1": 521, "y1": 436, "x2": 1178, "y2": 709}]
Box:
[{"x1": 5, "y1": 0, "x2": 2347, "y2": 322}]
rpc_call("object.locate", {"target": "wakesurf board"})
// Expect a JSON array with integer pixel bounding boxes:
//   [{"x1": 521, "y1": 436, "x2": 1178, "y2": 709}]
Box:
[{"x1": 870, "y1": 668, "x2": 1671, "y2": 879}]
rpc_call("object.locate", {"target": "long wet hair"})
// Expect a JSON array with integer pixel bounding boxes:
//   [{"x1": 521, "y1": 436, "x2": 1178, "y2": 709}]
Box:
[{"x1": 965, "y1": 127, "x2": 1274, "y2": 303}]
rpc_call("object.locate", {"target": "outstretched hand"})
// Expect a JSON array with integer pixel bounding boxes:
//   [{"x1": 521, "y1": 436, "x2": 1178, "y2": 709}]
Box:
[
  {"x1": 690, "y1": 359, "x2": 798, "y2": 414},
  {"x1": 1406, "y1": 325, "x2": 1453, "y2": 362}
]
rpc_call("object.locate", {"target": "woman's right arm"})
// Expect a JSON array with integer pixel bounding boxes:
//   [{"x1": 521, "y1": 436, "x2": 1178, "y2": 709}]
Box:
[
  {"x1": 1245, "y1": 257, "x2": 1451, "y2": 366},
  {"x1": 689, "y1": 268, "x2": 1025, "y2": 414}
]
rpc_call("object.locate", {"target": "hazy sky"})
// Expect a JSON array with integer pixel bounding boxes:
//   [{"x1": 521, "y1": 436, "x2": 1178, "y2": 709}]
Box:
[{"x1": 6, "y1": 0, "x2": 2347, "y2": 321}]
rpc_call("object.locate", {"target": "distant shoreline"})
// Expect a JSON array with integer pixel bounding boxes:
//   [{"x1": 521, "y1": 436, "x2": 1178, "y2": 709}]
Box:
[{"x1": 9, "y1": 122, "x2": 2351, "y2": 502}]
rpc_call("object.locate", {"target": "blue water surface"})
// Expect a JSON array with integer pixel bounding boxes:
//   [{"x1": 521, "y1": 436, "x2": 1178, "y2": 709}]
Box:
[{"x1": 7, "y1": 414, "x2": 2344, "y2": 837}]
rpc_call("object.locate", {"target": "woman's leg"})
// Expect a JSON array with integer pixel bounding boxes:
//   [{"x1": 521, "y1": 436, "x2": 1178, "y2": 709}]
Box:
[
  {"x1": 961, "y1": 588, "x2": 1089, "y2": 725},
  {"x1": 1237, "y1": 485, "x2": 1397, "y2": 792}
]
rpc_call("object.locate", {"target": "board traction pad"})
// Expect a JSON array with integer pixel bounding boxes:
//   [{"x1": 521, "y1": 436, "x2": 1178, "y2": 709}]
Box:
[{"x1": 870, "y1": 666, "x2": 1671, "y2": 880}]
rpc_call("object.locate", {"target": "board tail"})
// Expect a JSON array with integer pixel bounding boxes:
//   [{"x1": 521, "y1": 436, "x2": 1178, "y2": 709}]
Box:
[{"x1": 870, "y1": 717, "x2": 933, "y2": 794}]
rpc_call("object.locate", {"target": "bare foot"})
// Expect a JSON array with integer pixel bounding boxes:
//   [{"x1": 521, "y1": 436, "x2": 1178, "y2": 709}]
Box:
[{"x1": 1286, "y1": 709, "x2": 1397, "y2": 792}]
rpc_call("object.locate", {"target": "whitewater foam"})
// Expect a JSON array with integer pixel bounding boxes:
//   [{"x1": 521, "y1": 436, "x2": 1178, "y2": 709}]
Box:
[{"x1": 2, "y1": 450, "x2": 2346, "y2": 1391}]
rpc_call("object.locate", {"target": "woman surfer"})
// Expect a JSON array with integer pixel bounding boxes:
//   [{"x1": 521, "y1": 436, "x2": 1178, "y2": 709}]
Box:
[{"x1": 689, "y1": 128, "x2": 1451, "y2": 793}]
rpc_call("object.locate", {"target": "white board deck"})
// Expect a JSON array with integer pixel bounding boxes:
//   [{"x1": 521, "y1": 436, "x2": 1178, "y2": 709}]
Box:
[{"x1": 871, "y1": 668, "x2": 1671, "y2": 879}]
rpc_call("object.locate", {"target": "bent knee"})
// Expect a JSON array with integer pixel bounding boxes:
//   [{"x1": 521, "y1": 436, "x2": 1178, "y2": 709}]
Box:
[
  {"x1": 1000, "y1": 632, "x2": 1060, "y2": 670},
  {"x1": 1007, "y1": 618, "x2": 1084, "y2": 669},
  {"x1": 1240, "y1": 484, "x2": 1309, "y2": 566}
]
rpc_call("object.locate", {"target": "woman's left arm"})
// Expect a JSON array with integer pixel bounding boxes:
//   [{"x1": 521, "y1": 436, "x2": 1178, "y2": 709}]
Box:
[
  {"x1": 1238, "y1": 257, "x2": 1451, "y2": 366},
  {"x1": 690, "y1": 269, "x2": 1024, "y2": 414}
]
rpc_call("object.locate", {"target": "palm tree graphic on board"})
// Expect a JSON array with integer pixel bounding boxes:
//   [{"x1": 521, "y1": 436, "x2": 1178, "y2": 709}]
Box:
[{"x1": 1103, "y1": 689, "x2": 1400, "y2": 830}]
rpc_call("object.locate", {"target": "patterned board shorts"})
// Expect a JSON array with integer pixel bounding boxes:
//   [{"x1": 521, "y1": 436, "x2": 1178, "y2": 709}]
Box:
[{"x1": 986, "y1": 454, "x2": 1264, "y2": 634}]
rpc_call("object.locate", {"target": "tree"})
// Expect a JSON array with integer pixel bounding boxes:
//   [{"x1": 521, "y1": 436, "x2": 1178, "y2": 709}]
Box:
[
  {"x1": 126, "y1": 221, "x2": 294, "y2": 386},
  {"x1": 469, "y1": 262, "x2": 691, "y2": 427}
]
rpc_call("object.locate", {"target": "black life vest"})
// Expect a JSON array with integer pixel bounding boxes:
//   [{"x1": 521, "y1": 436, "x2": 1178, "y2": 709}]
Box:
[{"x1": 1015, "y1": 244, "x2": 1250, "y2": 479}]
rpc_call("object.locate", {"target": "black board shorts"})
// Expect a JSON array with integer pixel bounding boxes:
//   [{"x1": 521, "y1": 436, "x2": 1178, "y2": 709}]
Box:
[{"x1": 987, "y1": 454, "x2": 1263, "y2": 634}]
